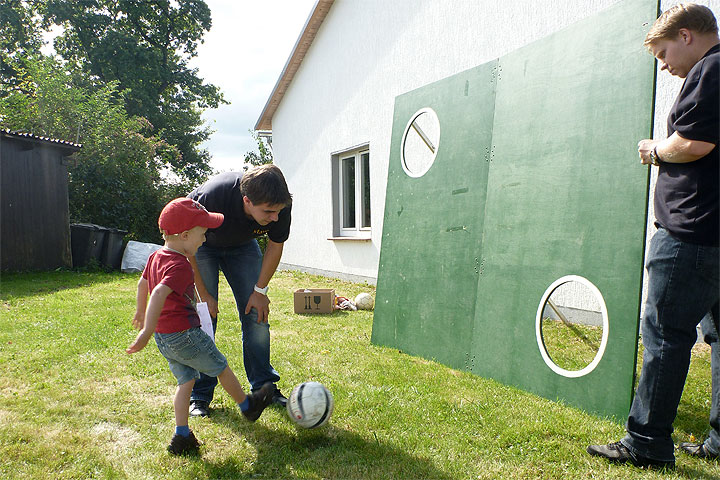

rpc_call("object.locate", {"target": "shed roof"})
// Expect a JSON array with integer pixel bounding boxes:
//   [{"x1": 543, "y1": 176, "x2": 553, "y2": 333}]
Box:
[
  {"x1": 1, "y1": 129, "x2": 82, "y2": 153},
  {"x1": 254, "y1": 0, "x2": 334, "y2": 131}
]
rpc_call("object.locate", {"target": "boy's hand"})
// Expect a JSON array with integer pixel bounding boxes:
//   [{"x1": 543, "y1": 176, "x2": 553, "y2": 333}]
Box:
[
  {"x1": 126, "y1": 331, "x2": 151, "y2": 354},
  {"x1": 131, "y1": 311, "x2": 145, "y2": 330}
]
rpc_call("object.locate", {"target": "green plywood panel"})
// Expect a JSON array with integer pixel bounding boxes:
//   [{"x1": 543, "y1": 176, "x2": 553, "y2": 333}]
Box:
[
  {"x1": 470, "y1": 0, "x2": 656, "y2": 419},
  {"x1": 372, "y1": 62, "x2": 497, "y2": 370},
  {"x1": 373, "y1": 0, "x2": 658, "y2": 420}
]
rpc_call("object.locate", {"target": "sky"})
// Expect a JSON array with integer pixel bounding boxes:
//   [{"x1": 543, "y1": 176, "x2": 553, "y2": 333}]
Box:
[{"x1": 189, "y1": 0, "x2": 318, "y2": 173}]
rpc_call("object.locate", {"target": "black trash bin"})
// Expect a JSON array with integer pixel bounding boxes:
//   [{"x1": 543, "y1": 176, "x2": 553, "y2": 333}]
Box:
[
  {"x1": 70, "y1": 223, "x2": 107, "y2": 268},
  {"x1": 100, "y1": 228, "x2": 128, "y2": 270}
]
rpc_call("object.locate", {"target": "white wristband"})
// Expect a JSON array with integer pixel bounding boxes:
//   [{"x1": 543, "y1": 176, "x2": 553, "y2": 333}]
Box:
[{"x1": 254, "y1": 284, "x2": 269, "y2": 295}]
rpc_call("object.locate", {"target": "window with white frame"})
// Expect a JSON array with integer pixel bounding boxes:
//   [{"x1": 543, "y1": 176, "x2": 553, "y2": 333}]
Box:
[{"x1": 332, "y1": 146, "x2": 371, "y2": 238}]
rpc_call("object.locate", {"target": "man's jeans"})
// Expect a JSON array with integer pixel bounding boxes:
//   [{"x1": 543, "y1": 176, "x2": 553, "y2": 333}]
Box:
[
  {"x1": 190, "y1": 240, "x2": 280, "y2": 404},
  {"x1": 623, "y1": 227, "x2": 719, "y2": 461}
]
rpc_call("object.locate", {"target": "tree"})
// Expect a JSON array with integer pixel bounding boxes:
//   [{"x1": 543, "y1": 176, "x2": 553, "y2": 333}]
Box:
[
  {"x1": 41, "y1": 0, "x2": 226, "y2": 182},
  {"x1": 0, "y1": 1, "x2": 223, "y2": 242},
  {"x1": 0, "y1": 56, "x2": 184, "y2": 242},
  {"x1": 0, "y1": 0, "x2": 43, "y2": 98},
  {"x1": 244, "y1": 130, "x2": 273, "y2": 169}
]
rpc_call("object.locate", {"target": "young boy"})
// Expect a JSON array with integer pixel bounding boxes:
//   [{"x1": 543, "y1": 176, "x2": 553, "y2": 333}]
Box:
[{"x1": 126, "y1": 197, "x2": 274, "y2": 455}]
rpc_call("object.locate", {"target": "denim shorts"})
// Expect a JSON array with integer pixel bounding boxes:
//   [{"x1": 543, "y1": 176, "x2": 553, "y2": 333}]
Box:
[{"x1": 154, "y1": 327, "x2": 228, "y2": 386}]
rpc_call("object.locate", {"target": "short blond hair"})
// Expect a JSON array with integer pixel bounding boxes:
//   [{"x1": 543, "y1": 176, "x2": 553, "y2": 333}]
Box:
[{"x1": 645, "y1": 3, "x2": 718, "y2": 47}]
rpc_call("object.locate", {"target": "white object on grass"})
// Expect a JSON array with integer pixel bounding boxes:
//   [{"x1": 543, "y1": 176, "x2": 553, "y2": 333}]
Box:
[
  {"x1": 354, "y1": 292, "x2": 374, "y2": 310},
  {"x1": 120, "y1": 240, "x2": 162, "y2": 273},
  {"x1": 286, "y1": 381, "x2": 334, "y2": 428}
]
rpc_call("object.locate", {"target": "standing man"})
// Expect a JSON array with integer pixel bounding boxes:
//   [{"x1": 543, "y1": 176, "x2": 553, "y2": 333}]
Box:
[
  {"x1": 587, "y1": 3, "x2": 719, "y2": 469},
  {"x1": 187, "y1": 164, "x2": 293, "y2": 416}
]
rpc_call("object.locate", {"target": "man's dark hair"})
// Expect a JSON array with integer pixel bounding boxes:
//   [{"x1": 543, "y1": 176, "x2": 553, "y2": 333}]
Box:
[{"x1": 240, "y1": 164, "x2": 292, "y2": 207}]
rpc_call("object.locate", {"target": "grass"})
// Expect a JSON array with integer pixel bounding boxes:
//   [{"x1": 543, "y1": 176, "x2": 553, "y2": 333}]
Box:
[
  {"x1": 0, "y1": 269, "x2": 717, "y2": 479},
  {"x1": 541, "y1": 319, "x2": 604, "y2": 371}
]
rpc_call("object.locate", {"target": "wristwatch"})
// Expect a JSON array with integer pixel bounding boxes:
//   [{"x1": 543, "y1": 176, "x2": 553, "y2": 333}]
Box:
[
  {"x1": 254, "y1": 284, "x2": 269, "y2": 295},
  {"x1": 649, "y1": 146, "x2": 661, "y2": 166}
]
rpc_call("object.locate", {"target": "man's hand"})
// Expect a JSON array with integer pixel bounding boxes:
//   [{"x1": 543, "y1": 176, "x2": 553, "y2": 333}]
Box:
[
  {"x1": 638, "y1": 139, "x2": 660, "y2": 165},
  {"x1": 204, "y1": 295, "x2": 219, "y2": 318},
  {"x1": 245, "y1": 290, "x2": 270, "y2": 323}
]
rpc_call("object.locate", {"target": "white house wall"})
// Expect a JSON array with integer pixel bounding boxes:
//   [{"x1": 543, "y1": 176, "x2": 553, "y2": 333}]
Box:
[{"x1": 271, "y1": 0, "x2": 720, "y2": 284}]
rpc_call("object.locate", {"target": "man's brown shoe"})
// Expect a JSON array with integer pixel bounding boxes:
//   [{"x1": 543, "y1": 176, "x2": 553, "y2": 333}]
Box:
[
  {"x1": 587, "y1": 442, "x2": 675, "y2": 469},
  {"x1": 679, "y1": 442, "x2": 719, "y2": 460}
]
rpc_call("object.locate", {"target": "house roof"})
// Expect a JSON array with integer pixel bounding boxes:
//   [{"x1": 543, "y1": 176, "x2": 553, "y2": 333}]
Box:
[
  {"x1": 1, "y1": 129, "x2": 82, "y2": 152},
  {"x1": 254, "y1": 0, "x2": 334, "y2": 131}
]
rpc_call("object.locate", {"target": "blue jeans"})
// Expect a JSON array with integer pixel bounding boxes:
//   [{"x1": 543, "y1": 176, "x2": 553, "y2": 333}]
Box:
[
  {"x1": 155, "y1": 327, "x2": 228, "y2": 386},
  {"x1": 622, "y1": 227, "x2": 719, "y2": 461},
  {"x1": 190, "y1": 240, "x2": 280, "y2": 404},
  {"x1": 700, "y1": 311, "x2": 720, "y2": 456}
]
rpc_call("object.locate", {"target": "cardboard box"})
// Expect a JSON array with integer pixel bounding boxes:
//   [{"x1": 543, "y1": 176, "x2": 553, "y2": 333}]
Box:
[{"x1": 294, "y1": 288, "x2": 335, "y2": 314}]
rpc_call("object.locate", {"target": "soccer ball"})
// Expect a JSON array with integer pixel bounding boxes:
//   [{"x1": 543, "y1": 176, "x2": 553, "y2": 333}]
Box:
[
  {"x1": 286, "y1": 381, "x2": 334, "y2": 428},
  {"x1": 354, "y1": 292, "x2": 374, "y2": 310}
]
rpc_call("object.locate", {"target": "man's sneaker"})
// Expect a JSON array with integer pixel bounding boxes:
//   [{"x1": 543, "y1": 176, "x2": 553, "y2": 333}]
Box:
[
  {"x1": 167, "y1": 430, "x2": 201, "y2": 455},
  {"x1": 679, "y1": 442, "x2": 719, "y2": 460},
  {"x1": 587, "y1": 441, "x2": 675, "y2": 469},
  {"x1": 189, "y1": 400, "x2": 210, "y2": 417},
  {"x1": 242, "y1": 382, "x2": 274, "y2": 422},
  {"x1": 272, "y1": 387, "x2": 288, "y2": 408}
]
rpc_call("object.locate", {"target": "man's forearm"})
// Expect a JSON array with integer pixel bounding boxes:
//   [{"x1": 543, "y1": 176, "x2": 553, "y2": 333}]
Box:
[
  {"x1": 256, "y1": 240, "x2": 284, "y2": 288},
  {"x1": 656, "y1": 131, "x2": 716, "y2": 163}
]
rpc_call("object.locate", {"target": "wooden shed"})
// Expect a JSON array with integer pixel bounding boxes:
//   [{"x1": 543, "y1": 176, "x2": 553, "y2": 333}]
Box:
[{"x1": 1, "y1": 129, "x2": 82, "y2": 271}]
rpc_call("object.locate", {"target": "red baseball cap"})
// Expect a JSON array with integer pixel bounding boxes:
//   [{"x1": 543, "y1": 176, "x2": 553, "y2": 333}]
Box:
[{"x1": 159, "y1": 198, "x2": 224, "y2": 235}]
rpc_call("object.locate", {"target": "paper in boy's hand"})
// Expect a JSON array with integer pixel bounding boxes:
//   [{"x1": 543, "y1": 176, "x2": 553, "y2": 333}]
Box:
[{"x1": 197, "y1": 302, "x2": 214, "y2": 342}]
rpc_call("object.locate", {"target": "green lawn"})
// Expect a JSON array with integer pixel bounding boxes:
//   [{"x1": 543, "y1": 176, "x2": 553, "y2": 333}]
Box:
[
  {"x1": 541, "y1": 318, "x2": 604, "y2": 371},
  {"x1": 0, "y1": 270, "x2": 717, "y2": 479}
]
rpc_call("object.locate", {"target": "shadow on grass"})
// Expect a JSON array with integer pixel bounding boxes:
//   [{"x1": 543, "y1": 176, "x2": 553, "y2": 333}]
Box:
[
  {"x1": 294, "y1": 310, "x2": 354, "y2": 319},
  {"x1": 676, "y1": 401, "x2": 713, "y2": 440},
  {"x1": 198, "y1": 408, "x2": 452, "y2": 480},
  {"x1": 0, "y1": 270, "x2": 136, "y2": 300},
  {"x1": 674, "y1": 464, "x2": 720, "y2": 480}
]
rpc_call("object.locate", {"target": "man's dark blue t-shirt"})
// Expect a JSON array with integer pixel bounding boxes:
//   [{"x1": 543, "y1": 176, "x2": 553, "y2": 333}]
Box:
[
  {"x1": 654, "y1": 44, "x2": 719, "y2": 246},
  {"x1": 188, "y1": 171, "x2": 292, "y2": 248}
]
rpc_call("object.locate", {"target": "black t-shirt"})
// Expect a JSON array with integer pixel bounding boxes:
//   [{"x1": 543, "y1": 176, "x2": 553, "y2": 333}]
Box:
[
  {"x1": 188, "y1": 171, "x2": 292, "y2": 248},
  {"x1": 654, "y1": 44, "x2": 719, "y2": 246}
]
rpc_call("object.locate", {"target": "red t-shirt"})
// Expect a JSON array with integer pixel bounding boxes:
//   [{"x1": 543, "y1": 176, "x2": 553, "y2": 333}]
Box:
[{"x1": 142, "y1": 248, "x2": 201, "y2": 333}]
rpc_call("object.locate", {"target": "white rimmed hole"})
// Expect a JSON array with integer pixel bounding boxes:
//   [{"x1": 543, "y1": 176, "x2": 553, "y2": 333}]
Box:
[
  {"x1": 535, "y1": 275, "x2": 609, "y2": 378},
  {"x1": 401, "y1": 108, "x2": 440, "y2": 178}
]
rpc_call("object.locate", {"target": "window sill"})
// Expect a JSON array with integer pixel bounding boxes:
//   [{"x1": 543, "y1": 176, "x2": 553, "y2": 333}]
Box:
[{"x1": 328, "y1": 236, "x2": 372, "y2": 242}]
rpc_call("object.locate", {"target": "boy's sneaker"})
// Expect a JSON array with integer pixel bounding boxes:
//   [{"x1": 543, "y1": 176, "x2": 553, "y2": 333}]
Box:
[
  {"x1": 167, "y1": 430, "x2": 201, "y2": 455},
  {"x1": 242, "y1": 382, "x2": 274, "y2": 422},
  {"x1": 272, "y1": 386, "x2": 288, "y2": 408}
]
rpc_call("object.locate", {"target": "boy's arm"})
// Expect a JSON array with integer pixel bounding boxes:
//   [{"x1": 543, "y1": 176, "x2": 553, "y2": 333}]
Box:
[
  {"x1": 188, "y1": 254, "x2": 218, "y2": 317},
  {"x1": 126, "y1": 283, "x2": 172, "y2": 354},
  {"x1": 131, "y1": 277, "x2": 150, "y2": 329}
]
